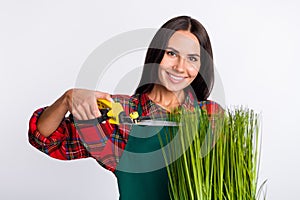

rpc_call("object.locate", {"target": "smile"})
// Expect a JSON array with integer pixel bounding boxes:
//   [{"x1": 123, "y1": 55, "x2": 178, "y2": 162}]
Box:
[{"x1": 166, "y1": 72, "x2": 186, "y2": 83}]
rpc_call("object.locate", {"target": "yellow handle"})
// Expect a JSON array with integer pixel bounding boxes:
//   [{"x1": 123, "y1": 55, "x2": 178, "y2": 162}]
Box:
[
  {"x1": 97, "y1": 99, "x2": 113, "y2": 109},
  {"x1": 97, "y1": 99, "x2": 124, "y2": 125},
  {"x1": 97, "y1": 99, "x2": 140, "y2": 125}
]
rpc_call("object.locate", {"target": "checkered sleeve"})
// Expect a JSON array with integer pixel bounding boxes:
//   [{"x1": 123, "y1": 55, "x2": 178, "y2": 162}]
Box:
[
  {"x1": 74, "y1": 119, "x2": 126, "y2": 172},
  {"x1": 198, "y1": 100, "x2": 225, "y2": 147},
  {"x1": 199, "y1": 100, "x2": 225, "y2": 127},
  {"x1": 74, "y1": 95, "x2": 133, "y2": 172},
  {"x1": 199, "y1": 100, "x2": 224, "y2": 116},
  {"x1": 29, "y1": 94, "x2": 137, "y2": 172},
  {"x1": 28, "y1": 107, "x2": 91, "y2": 160}
]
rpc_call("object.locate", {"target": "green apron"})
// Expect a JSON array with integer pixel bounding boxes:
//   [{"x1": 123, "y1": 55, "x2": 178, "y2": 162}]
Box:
[{"x1": 114, "y1": 102, "x2": 174, "y2": 200}]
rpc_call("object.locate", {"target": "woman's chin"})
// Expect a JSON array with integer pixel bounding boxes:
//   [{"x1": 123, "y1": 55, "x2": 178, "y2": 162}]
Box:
[{"x1": 163, "y1": 85, "x2": 184, "y2": 93}]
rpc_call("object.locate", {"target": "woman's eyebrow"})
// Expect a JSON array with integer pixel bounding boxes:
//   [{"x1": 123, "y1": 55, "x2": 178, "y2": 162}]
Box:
[
  {"x1": 188, "y1": 53, "x2": 200, "y2": 58},
  {"x1": 166, "y1": 47, "x2": 200, "y2": 57},
  {"x1": 166, "y1": 47, "x2": 179, "y2": 54}
]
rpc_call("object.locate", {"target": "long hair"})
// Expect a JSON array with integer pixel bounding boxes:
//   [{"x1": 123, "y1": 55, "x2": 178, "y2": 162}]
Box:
[{"x1": 134, "y1": 16, "x2": 214, "y2": 101}]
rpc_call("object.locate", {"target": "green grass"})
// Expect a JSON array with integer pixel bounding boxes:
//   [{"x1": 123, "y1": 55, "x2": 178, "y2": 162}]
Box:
[{"x1": 159, "y1": 106, "x2": 267, "y2": 200}]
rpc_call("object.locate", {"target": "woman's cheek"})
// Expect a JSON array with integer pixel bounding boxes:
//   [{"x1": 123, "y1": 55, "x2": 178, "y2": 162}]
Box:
[{"x1": 188, "y1": 67, "x2": 200, "y2": 78}]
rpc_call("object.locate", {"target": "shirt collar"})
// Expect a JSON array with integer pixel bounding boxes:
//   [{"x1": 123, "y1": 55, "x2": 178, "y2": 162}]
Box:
[{"x1": 137, "y1": 91, "x2": 197, "y2": 116}]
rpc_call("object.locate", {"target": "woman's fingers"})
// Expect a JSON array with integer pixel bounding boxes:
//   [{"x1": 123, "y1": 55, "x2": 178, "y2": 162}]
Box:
[
  {"x1": 94, "y1": 91, "x2": 114, "y2": 102},
  {"x1": 89, "y1": 103, "x2": 101, "y2": 119},
  {"x1": 72, "y1": 106, "x2": 87, "y2": 120},
  {"x1": 67, "y1": 89, "x2": 111, "y2": 120},
  {"x1": 81, "y1": 102, "x2": 96, "y2": 120}
]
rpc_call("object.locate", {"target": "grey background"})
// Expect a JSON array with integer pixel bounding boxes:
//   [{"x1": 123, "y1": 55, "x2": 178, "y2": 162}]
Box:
[{"x1": 1, "y1": 0, "x2": 299, "y2": 199}]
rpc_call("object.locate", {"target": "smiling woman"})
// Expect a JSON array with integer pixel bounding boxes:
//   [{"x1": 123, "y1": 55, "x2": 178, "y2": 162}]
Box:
[
  {"x1": 28, "y1": 15, "x2": 222, "y2": 200},
  {"x1": 136, "y1": 16, "x2": 214, "y2": 103},
  {"x1": 149, "y1": 30, "x2": 201, "y2": 111}
]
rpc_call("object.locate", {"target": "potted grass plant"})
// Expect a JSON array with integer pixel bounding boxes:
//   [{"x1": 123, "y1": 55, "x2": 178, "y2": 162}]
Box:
[{"x1": 160, "y1": 106, "x2": 267, "y2": 200}]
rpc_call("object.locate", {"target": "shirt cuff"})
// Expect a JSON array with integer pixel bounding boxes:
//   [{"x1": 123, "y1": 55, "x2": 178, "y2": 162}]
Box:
[{"x1": 28, "y1": 107, "x2": 67, "y2": 149}]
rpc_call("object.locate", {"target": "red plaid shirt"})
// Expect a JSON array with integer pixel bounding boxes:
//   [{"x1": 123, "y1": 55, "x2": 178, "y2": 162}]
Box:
[{"x1": 28, "y1": 92, "x2": 222, "y2": 172}]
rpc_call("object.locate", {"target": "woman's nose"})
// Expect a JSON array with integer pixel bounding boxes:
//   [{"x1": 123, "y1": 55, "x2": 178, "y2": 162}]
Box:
[{"x1": 173, "y1": 56, "x2": 186, "y2": 72}]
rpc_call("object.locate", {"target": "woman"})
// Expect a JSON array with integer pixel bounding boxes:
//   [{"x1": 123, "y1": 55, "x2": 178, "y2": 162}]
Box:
[{"x1": 28, "y1": 16, "x2": 222, "y2": 200}]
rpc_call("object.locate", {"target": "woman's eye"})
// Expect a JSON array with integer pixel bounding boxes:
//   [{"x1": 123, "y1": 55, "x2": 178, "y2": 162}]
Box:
[
  {"x1": 188, "y1": 56, "x2": 198, "y2": 62},
  {"x1": 166, "y1": 51, "x2": 177, "y2": 57}
]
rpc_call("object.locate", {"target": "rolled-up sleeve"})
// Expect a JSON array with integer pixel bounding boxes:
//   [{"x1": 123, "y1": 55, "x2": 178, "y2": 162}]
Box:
[
  {"x1": 28, "y1": 107, "x2": 91, "y2": 160},
  {"x1": 28, "y1": 94, "x2": 134, "y2": 172}
]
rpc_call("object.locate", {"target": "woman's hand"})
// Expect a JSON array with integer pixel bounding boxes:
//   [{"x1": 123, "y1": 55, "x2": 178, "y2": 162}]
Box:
[
  {"x1": 65, "y1": 88, "x2": 113, "y2": 120},
  {"x1": 37, "y1": 88, "x2": 113, "y2": 137}
]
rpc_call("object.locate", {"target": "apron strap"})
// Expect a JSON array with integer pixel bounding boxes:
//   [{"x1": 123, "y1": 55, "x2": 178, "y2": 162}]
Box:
[{"x1": 137, "y1": 94, "x2": 143, "y2": 116}]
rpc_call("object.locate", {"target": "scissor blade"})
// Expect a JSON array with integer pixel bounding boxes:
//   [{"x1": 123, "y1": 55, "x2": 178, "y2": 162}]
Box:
[{"x1": 137, "y1": 120, "x2": 178, "y2": 126}]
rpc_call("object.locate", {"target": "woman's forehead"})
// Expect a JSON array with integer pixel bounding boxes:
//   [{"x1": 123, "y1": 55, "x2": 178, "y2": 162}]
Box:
[{"x1": 167, "y1": 30, "x2": 200, "y2": 54}]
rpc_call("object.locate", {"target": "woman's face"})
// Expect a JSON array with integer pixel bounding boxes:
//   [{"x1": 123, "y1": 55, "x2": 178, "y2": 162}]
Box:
[{"x1": 158, "y1": 30, "x2": 201, "y2": 92}]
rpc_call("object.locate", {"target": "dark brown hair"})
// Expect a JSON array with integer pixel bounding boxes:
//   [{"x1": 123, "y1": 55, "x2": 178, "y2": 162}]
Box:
[{"x1": 135, "y1": 15, "x2": 214, "y2": 101}]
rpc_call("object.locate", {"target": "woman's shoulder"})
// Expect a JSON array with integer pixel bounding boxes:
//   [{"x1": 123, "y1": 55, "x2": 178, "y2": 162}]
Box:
[
  {"x1": 111, "y1": 94, "x2": 139, "y2": 105},
  {"x1": 110, "y1": 93, "x2": 141, "y2": 114},
  {"x1": 198, "y1": 100, "x2": 224, "y2": 115}
]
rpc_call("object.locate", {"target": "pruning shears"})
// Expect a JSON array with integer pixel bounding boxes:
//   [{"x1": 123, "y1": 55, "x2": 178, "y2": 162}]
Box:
[{"x1": 97, "y1": 99, "x2": 178, "y2": 126}]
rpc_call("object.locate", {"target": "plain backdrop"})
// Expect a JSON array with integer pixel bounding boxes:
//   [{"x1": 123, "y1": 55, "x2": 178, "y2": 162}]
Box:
[{"x1": 1, "y1": 0, "x2": 300, "y2": 199}]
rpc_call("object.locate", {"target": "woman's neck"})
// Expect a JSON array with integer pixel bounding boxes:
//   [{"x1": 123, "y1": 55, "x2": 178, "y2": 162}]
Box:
[{"x1": 147, "y1": 84, "x2": 185, "y2": 111}]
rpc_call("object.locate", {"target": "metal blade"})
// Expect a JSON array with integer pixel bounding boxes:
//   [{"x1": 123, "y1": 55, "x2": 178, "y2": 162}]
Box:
[
  {"x1": 137, "y1": 120, "x2": 178, "y2": 126},
  {"x1": 121, "y1": 119, "x2": 178, "y2": 127}
]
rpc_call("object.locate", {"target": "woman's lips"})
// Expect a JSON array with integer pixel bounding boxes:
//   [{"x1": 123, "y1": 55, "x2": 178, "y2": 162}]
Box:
[{"x1": 166, "y1": 72, "x2": 186, "y2": 83}]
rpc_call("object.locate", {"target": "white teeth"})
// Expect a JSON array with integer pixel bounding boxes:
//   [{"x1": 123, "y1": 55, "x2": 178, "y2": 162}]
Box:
[{"x1": 169, "y1": 73, "x2": 184, "y2": 81}]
